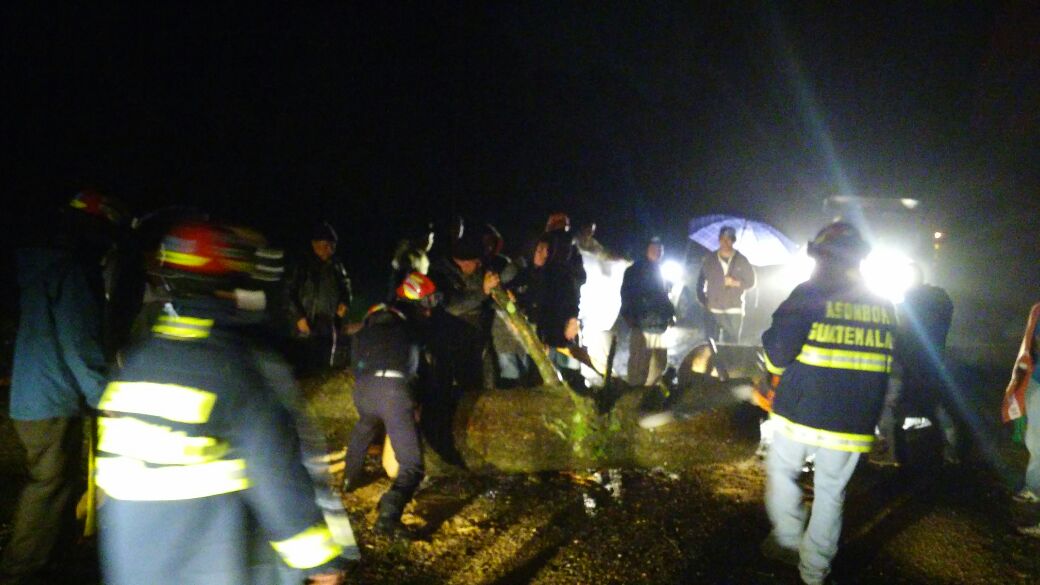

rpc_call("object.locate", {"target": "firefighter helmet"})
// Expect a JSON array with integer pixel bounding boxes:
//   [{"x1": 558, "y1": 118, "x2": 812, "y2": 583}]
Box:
[
  {"x1": 807, "y1": 221, "x2": 870, "y2": 264},
  {"x1": 67, "y1": 189, "x2": 131, "y2": 227},
  {"x1": 155, "y1": 221, "x2": 281, "y2": 296},
  {"x1": 395, "y1": 272, "x2": 440, "y2": 308}
]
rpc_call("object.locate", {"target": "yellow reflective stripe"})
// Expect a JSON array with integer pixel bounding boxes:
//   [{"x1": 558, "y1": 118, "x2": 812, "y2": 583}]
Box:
[
  {"x1": 270, "y1": 525, "x2": 343, "y2": 569},
  {"x1": 99, "y1": 382, "x2": 217, "y2": 424},
  {"x1": 763, "y1": 351, "x2": 786, "y2": 376},
  {"x1": 95, "y1": 456, "x2": 249, "y2": 500},
  {"x1": 157, "y1": 315, "x2": 214, "y2": 328},
  {"x1": 771, "y1": 413, "x2": 875, "y2": 452},
  {"x1": 160, "y1": 249, "x2": 210, "y2": 267},
  {"x1": 152, "y1": 315, "x2": 213, "y2": 339},
  {"x1": 98, "y1": 417, "x2": 228, "y2": 465},
  {"x1": 153, "y1": 325, "x2": 211, "y2": 339},
  {"x1": 795, "y1": 344, "x2": 892, "y2": 373}
]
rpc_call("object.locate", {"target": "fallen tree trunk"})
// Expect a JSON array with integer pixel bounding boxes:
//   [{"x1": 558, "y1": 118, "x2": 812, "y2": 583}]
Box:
[{"x1": 301, "y1": 369, "x2": 763, "y2": 475}]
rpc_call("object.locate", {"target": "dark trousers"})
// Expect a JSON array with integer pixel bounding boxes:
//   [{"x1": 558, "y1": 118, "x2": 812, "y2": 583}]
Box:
[
  {"x1": 0, "y1": 418, "x2": 83, "y2": 582},
  {"x1": 345, "y1": 378, "x2": 424, "y2": 519}
]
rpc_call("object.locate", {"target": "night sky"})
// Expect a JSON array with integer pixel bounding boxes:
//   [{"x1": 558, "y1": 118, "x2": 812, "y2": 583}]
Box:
[{"x1": 3, "y1": 3, "x2": 1038, "y2": 332}]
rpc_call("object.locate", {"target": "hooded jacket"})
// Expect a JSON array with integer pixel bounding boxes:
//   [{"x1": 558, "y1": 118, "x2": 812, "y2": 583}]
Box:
[{"x1": 9, "y1": 247, "x2": 108, "y2": 420}]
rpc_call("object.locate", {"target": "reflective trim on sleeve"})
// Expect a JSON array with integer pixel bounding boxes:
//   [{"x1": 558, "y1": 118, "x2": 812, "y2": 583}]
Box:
[
  {"x1": 771, "y1": 413, "x2": 875, "y2": 453},
  {"x1": 98, "y1": 417, "x2": 228, "y2": 465},
  {"x1": 762, "y1": 351, "x2": 786, "y2": 376},
  {"x1": 795, "y1": 344, "x2": 892, "y2": 373},
  {"x1": 98, "y1": 382, "x2": 217, "y2": 424},
  {"x1": 152, "y1": 315, "x2": 213, "y2": 339},
  {"x1": 270, "y1": 525, "x2": 343, "y2": 569},
  {"x1": 95, "y1": 456, "x2": 249, "y2": 500}
]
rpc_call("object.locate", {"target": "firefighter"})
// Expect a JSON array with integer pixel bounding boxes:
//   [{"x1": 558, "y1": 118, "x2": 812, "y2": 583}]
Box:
[
  {"x1": 759, "y1": 222, "x2": 896, "y2": 585},
  {"x1": 95, "y1": 220, "x2": 346, "y2": 585},
  {"x1": 342, "y1": 272, "x2": 439, "y2": 540}
]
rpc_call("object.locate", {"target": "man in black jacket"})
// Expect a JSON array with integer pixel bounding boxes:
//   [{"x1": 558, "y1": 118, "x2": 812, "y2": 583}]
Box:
[
  {"x1": 512, "y1": 235, "x2": 582, "y2": 387},
  {"x1": 285, "y1": 221, "x2": 353, "y2": 374},
  {"x1": 879, "y1": 263, "x2": 959, "y2": 465},
  {"x1": 620, "y1": 237, "x2": 675, "y2": 387}
]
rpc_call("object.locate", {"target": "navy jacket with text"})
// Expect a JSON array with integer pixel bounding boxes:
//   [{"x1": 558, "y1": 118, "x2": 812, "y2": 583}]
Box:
[
  {"x1": 762, "y1": 272, "x2": 896, "y2": 452},
  {"x1": 96, "y1": 298, "x2": 343, "y2": 584}
]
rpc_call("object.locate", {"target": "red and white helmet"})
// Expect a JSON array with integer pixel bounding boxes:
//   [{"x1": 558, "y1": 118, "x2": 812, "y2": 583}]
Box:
[
  {"x1": 395, "y1": 272, "x2": 440, "y2": 307},
  {"x1": 153, "y1": 220, "x2": 287, "y2": 297}
]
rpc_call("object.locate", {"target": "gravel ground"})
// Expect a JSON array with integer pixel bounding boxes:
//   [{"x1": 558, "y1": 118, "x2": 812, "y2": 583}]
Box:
[{"x1": 2, "y1": 373, "x2": 1039, "y2": 584}]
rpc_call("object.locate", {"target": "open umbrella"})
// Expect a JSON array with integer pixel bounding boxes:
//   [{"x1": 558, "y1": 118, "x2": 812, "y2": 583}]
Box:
[{"x1": 688, "y1": 215, "x2": 798, "y2": 266}]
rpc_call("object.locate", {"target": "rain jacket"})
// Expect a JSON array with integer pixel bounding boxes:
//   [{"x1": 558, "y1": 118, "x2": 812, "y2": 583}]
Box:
[
  {"x1": 762, "y1": 272, "x2": 896, "y2": 452},
  {"x1": 97, "y1": 298, "x2": 343, "y2": 584},
  {"x1": 8, "y1": 247, "x2": 108, "y2": 420}
]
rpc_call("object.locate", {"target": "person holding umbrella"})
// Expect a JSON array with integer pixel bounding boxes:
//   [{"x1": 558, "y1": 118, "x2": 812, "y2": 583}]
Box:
[{"x1": 696, "y1": 225, "x2": 756, "y2": 344}]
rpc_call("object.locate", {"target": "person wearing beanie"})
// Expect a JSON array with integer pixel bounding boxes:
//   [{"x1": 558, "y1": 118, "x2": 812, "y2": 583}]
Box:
[{"x1": 284, "y1": 220, "x2": 353, "y2": 374}]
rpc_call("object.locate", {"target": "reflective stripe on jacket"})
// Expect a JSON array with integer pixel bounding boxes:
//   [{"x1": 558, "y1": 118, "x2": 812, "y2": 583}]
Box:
[
  {"x1": 762, "y1": 275, "x2": 896, "y2": 444},
  {"x1": 98, "y1": 301, "x2": 342, "y2": 577}
]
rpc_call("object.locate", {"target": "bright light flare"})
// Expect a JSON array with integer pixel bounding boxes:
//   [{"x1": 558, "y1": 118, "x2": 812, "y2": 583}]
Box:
[
  {"x1": 660, "y1": 260, "x2": 684, "y2": 286},
  {"x1": 780, "y1": 248, "x2": 816, "y2": 290},
  {"x1": 860, "y1": 248, "x2": 916, "y2": 304},
  {"x1": 779, "y1": 246, "x2": 916, "y2": 303}
]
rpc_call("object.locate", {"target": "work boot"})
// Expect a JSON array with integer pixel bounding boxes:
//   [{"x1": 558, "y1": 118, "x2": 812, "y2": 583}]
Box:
[
  {"x1": 374, "y1": 490, "x2": 412, "y2": 541},
  {"x1": 373, "y1": 514, "x2": 412, "y2": 541}
]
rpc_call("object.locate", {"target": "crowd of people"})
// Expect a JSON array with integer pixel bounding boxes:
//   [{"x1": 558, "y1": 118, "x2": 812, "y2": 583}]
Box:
[{"x1": 2, "y1": 190, "x2": 1038, "y2": 585}]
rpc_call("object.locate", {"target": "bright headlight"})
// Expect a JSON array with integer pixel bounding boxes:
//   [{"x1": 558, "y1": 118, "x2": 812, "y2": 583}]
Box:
[
  {"x1": 778, "y1": 246, "x2": 915, "y2": 303},
  {"x1": 660, "y1": 260, "x2": 684, "y2": 285},
  {"x1": 780, "y1": 248, "x2": 816, "y2": 289},
  {"x1": 860, "y1": 248, "x2": 915, "y2": 304}
]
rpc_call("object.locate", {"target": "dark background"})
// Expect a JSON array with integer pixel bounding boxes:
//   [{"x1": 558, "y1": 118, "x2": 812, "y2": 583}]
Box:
[{"x1": 2, "y1": 2, "x2": 1037, "y2": 343}]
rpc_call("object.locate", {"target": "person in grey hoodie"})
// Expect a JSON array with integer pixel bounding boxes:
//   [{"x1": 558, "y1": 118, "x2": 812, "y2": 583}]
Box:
[{"x1": 1, "y1": 191, "x2": 124, "y2": 585}]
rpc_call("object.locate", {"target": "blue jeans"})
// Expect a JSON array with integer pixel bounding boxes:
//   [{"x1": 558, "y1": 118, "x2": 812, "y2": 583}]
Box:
[
  {"x1": 1025, "y1": 377, "x2": 1040, "y2": 493},
  {"x1": 765, "y1": 431, "x2": 861, "y2": 585}
]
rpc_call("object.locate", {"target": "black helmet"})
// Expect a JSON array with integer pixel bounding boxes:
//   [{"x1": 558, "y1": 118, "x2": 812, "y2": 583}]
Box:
[{"x1": 807, "y1": 222, "x2": 870, "y2": 264}]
